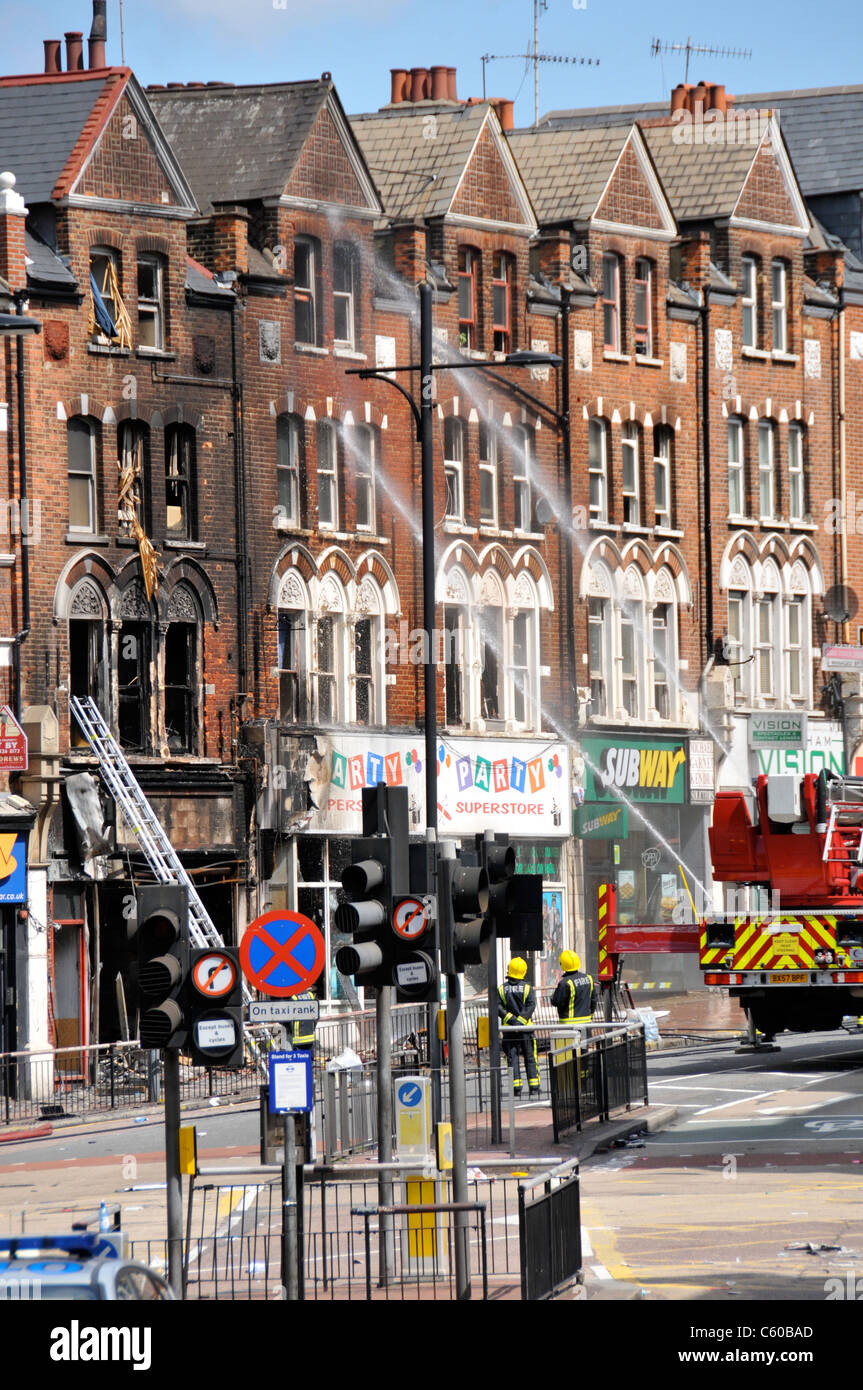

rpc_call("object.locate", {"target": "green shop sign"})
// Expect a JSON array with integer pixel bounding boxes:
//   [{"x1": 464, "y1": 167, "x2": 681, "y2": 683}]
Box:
[
  {"x1": 582, "y1": 736, "x2": 688, "y2": 804},
  {"x1": 575, "y1": 803, "x2": 629, "y2": 839}
]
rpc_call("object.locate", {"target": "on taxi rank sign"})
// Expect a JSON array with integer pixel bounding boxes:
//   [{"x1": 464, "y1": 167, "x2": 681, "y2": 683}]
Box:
[{"x1": 239, "y1": 908, "x2": 325, "y2": 997}]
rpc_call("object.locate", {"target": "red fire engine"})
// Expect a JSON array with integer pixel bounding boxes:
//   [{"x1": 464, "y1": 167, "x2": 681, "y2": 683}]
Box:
[
  {"x1": 599, "y1": 770, "x2": 863, "y2": 1038},
  {"x1": 704, "y1": 770, "x2": 863, "y2": 1035}
]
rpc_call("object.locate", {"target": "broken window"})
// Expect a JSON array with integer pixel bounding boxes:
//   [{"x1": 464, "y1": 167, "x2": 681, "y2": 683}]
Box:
[
  {"x1": 164, "y1": 622, "x2": 197, "y2": 753},
  {"x1": 118, "y1": 421, "x2": 151, "y2": 533},
  {"x1": 277, "y1": 610, "x2": 305, "y2": 722},
  {"x1": 89, "y1": 247, "x2": 132, "y2": 348},
  {"x1": 165, "y1": 425, "x2": 196, "y2": 539},
  {"x1": 118, "y1": 621, "x2": 150, "y2": 751},
  {"x1": 69, "y1": 617, "x2": 107, "y2": 748},
  {"x1": 354, "y1": 617, "x2": 373, "y2": 725}
]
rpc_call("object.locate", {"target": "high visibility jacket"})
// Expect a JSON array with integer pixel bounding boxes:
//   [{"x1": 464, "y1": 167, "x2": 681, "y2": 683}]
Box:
[
  {"x1": 292, "y1": 991, "x2": 318, "y2": 1048},
  {"x1": 551, "y1": 971, "x2": 596, "y2": 1023},
  {"x1": 497, "y1": 980, "x2": 536, "y2": 1030}
]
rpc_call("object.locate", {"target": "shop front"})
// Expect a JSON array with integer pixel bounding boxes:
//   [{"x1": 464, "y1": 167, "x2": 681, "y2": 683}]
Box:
[
  {"x1": 577, "y1": 734, "x2": 713, "y2": 990},
  {"x1": 257, "y1": 726, "x2": 572, "y2": 1007}
]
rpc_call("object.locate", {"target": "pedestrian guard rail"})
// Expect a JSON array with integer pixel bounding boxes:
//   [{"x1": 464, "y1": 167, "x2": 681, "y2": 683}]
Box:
[{"x1": 518, "y1": 1158, "x2": 582, "y2": 1300}]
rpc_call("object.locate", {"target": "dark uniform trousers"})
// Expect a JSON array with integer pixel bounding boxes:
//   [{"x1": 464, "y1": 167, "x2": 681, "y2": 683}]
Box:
[{"x1": 497, "y1": 981, "x2": 540, "y2": 1093}]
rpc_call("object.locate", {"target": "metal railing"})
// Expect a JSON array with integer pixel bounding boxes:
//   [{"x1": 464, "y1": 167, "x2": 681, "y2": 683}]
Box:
[
  {"x1": 547, "y1": 1022, "x2": 648, "y2": 1141},
  {"x1": 518, "y1": 1159, "x2": 581, "y2": 1301}
]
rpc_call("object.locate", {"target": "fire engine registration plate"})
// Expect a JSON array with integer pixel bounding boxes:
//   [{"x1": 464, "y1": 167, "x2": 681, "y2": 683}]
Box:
[{"x1": 771, "y1": 973, "x2": 807, "y2": 984}]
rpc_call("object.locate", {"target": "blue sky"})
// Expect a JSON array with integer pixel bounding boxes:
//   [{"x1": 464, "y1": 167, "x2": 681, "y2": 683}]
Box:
[{"x1": 1, "y1": 0, "x2": 859, "y2": 127}]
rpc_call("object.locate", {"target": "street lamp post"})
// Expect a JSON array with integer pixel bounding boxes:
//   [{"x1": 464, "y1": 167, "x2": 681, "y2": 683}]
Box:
[{"x1": 346, "y1": 285, "x2": 561, "y2": 1299}]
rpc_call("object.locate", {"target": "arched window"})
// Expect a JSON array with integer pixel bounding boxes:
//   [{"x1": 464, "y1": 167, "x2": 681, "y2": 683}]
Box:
[
  {"x1": 589, "y1": 418, "x2": 609, "y2": 524},
  {"x1": 510, "y1": 573, "x2": 541, "y2": 729},
  {"x1": 788, "y1": 423, "x2": 806, "y2": 523},
  {"x1": 619, "y1": 568, "x2": 645, "y2": 718},
  {"x1": 316, "y1": 421, "x2": 338, "y2": 530},
  {"x1": 442, "y1": 567, "x2": 472, "y2": 727},
  {"x1": 650, "y1": 570, "x2": 679, "y2": 721},
  {"x1": 68, "y1": 579, "x2": 108, "y2": 746},
  {"x1": 294, "y1": 236, "x2": 321, "y2": 346},
  {"x1": 164, "y1": 585, "x2": 200, "y2": 753},
  {"x1": 277, "y1": 570, "x2": 310, "y2": 723},
  {"x1": 277, "y1": 414, "x2": 303, "y2": 528},
  {"x1": 478, "y1": 573, "x2": 505, "y2": 722},
  {"x1": 492, "y1": 252, "x2": 513, "y2": 353},
  {"x1": 165, "y1": 424, "x2": 197, "y2": 539},
  {"x1": 444, "y1": 417, "x2": 465, "y2": 521},
  {"x1": 511, "y1": 424, "x2": 533, "y2": 532},
  {"x1": 137, "y1": 254, "x2": 166, "y2": 351},
  {"x1": 118, "y1": 420, "x2": 151, "y2": 533},
  {"x1": 756, "y1": 560, "x2": 781, "y2": 702},
  {"x1": 587, "y1": 565, "x2": 613, "y2": 716},
  {"x1": 458, "y1": 247, "x2": 480, "y2": 350},
  {"x1": 728, "y1": 417, "x2": 745, "y2": 518},
  {"x1": 621, "y1": 422, "x2": 641, "y2": 526},
  {"x1": 314, "y1": 577, "x2": 346, "y2": 723},
  {"x1": 653, "y1": 426, "x2": 673, "y2": 528},
  {"x1": 634, "y1": 257, "x2": 654, "y2": 358},
  {"x1": 354, "y1": 578, "x2": 387, "y2": 726},
  {"x1": 758, "y1": 420, "x2": 776, "y2": 521},
  {"x1": 67, "y1": 416, "x2": 99, "y2": 535}
]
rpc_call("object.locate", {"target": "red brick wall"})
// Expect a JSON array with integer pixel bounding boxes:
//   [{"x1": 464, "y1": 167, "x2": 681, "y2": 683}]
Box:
[
  {"x1": 595, "y1": 142, "x2": 666, "y2": 233},
  {"x1": 76, "y1": 95, "x2": 178, "y2": 205},
  {"x1": 285, "y1": 106, "x2": 369, "y2": 208},
  {"x1": 450, "y1": 123, "x2": 526, "y2": 226}
]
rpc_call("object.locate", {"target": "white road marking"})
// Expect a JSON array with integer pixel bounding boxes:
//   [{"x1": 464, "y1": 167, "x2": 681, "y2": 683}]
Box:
[{"x1": 694, "y1": 1090, "x2": 777, "y2": 1115}]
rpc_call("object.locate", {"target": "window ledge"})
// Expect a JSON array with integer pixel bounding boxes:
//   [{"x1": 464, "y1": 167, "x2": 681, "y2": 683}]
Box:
[
  {"x1": 789, "y1": 519, "x2": 818, "y2": 532},
  {"x1": 66, "y1": 532, "x2": 110, "y2": 545},
  {"x1": 443, "y1": 522, "x2": 477, "y2": 536},
  {"x1": 513, "y1": 529, "x2": 545, "y2": 541},
  {"x1": 654, "y1": 526, "x2": 684, "y2": 539},
  {"x1": 162, "y1": 537, "x2": 206, "y2": 551},
  {"x1": 603, "y1": 350, "x2": 631, "y2": 364},
  {"x1": 759, "y1": 518, "x2": 788, "y2": 529},
  {"x1": 772, "y1": 350, "x2": 799, "y2": 364},
  {"x1": 588, "y1": 520, "x2": 621, "y2": 534},
  {"x1": 635, "y1": 354, "x2": 664, "y2": 368},
  {"x1": 333, "y1": 348, "x2": 367, "y2": 361},
  {"x1": 480, "y1": 526, "x2": 511, "y2": 537},
  {"x1": 741, "y1": 345, "x2": 769, "y2": 360},
  {"x1": 87, "y1": 343, "x2": 130, "y2": 357},
  {"x1": 273, "y1": 521, "x2": 314, "y2": 536},
  {"x1": 356, "y1": 534, "x2": 391, "y2": 545},
  {"x1": 294, "y1": 342, "x2": 329, "y2": 356},
  {"x1": 0, "y1": 553, "x2": 15, "y2": 567},
  {"x1": 727, "y1": 515, "x2": 759, "y2": 527},
  {"x1": 622, "y1": 523, "x2": 652, "y2": 535},
  {"x1": 135, "y1": 347, "x2": 175, "y2": 360}
]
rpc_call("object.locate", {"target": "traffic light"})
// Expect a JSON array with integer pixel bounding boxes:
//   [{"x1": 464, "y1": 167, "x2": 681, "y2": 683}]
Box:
[
  {"x1": 334, "y1": 837, "x2": 392, "y2": 989},
  {"x1": 439, "y1": 849, "x2": 490, "y2": 973},
  {"x1": 187, "y1": 947, "x2": 244, "y2": 1068},
  {"x1": 136, "y1": 884, "x2": 189, "y2": 1050},
  {"x1": 479, "y1": 834, "x2": 516, "y2": 926}
]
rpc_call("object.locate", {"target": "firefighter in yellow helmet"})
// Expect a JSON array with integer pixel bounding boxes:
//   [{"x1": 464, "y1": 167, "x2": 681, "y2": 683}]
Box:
[
  {"x1": 497, "y1": 957, "x2": 540, "y2": 1099},
  {"x1": 551, "y1": 951, "x2": 596, "y2": 1024}
]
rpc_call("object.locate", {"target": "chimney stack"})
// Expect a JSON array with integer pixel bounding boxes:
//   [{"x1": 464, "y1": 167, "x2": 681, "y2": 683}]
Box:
[
  {"x1": 65, "y1": 32, "x2": 84, "y2": 72},
  {"x1": 88, "y1": 0, "x2": 107, "y2": 68},
  {"x1": 43, "y1": 39, "x2": 62, "y2": 74}
]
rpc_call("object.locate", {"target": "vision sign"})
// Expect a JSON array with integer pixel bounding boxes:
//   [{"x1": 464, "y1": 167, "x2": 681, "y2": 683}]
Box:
[{"x1": 582, "y1": 736, "x2": 688, "y2": 804}]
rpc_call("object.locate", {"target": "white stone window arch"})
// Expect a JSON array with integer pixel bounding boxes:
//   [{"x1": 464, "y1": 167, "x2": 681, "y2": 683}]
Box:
[
  {"x1": 276, "y1": 567, "x2": 311, "y2": 722},
  {"x1": 442, "y1": 564, "x2": 473, "y2": 727}
]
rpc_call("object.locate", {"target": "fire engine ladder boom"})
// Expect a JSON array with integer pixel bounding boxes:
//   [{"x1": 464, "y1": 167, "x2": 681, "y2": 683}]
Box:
[
  {"x1": 69, "y1": 696, "x2": 266, "y2": 1072},
  {"x1": 821, "y1": 801, "x2": 863, "y2": 866}
]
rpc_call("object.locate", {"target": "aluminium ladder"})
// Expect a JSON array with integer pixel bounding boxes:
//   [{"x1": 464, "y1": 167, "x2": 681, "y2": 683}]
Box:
[{"x1": 69, "y1": 695, "x2": 266, "y2": 1069}]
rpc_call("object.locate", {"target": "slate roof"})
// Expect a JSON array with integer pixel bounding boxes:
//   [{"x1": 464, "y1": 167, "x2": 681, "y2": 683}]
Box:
[
  {"x1": 540, "y1": 85, "x2": 863, "y2": 199},
  {"x1": 0, "y1": 73, "x2": 120, "y2": 204},
  {"x1": 506, "y1": 124, "x2": 633, "y2": 223},
  {"x1": 350, "y1": 103, "x2": 492, "y2": 220},
  {"x1": 148, "y1": 80, "x2": 362, "y2": 215},
  {"x1": 25, "y1": 228, "x2": 76, "y2": 288},
  {"x1": 185, "y1": 256, "x2": 236, "y2": 298},
  {"x1": 637, "y1": 120, "x2": 767, "y2": 222}
]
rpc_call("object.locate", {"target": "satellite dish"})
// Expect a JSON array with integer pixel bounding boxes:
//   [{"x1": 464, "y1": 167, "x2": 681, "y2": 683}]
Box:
[
  {"x1": 823, "y1": 584, "x2": 859, "y2": 625},
  {"x1": 535, "y1": 498, "x2": 555, "y2": 525}
]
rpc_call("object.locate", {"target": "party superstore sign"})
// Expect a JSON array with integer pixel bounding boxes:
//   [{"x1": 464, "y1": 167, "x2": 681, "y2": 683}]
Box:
[{"x1": 582, "y1": 736, "x2": 687, "y2": 804}]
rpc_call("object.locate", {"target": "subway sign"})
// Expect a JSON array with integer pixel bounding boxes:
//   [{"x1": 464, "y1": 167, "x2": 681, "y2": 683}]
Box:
[{"x1": 582, "y1": 736, "x2": 688, "y2": 804}]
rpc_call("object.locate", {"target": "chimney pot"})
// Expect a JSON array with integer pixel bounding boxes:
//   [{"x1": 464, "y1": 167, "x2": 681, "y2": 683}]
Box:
[
  {"x1": 88, "y1": 0, "x2": 107, "y2": 67},
  {"x1": 430, "y1": 65, "x2": 449, "y2": 100},
  {"x1": 690, "y1": 82, "x2": 707, "y2": 112},
  {"x1": 447, "y1": 67, "x2": 458, "y2": 101},
  {"x1": 43, "y1": 39, "x2": 62, "y2": 74},
  {"x1": 410, "y1": 67, "x2": 429, "y2": 102},
  {"x1": 390, "y1": 68, "x2": 408, "y2": 104},
  {"x1": 65, "y1": 31, "x2": 84, "y2": 71},
  {"x1": 497, "y1": 98, "x2": 514, "y2": 131}
]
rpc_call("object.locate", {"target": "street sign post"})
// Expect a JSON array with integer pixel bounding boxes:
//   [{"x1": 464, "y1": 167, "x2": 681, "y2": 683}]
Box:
[
  {"x1": 823, "y1": 646, "x2": 863, "y2": 673},
  {"x1": 267, "y1": 1048, "x2": 313, "y2": 1303},
  {"x1": 240, "y1": 909, "x2": 325, "y2": 997}
]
